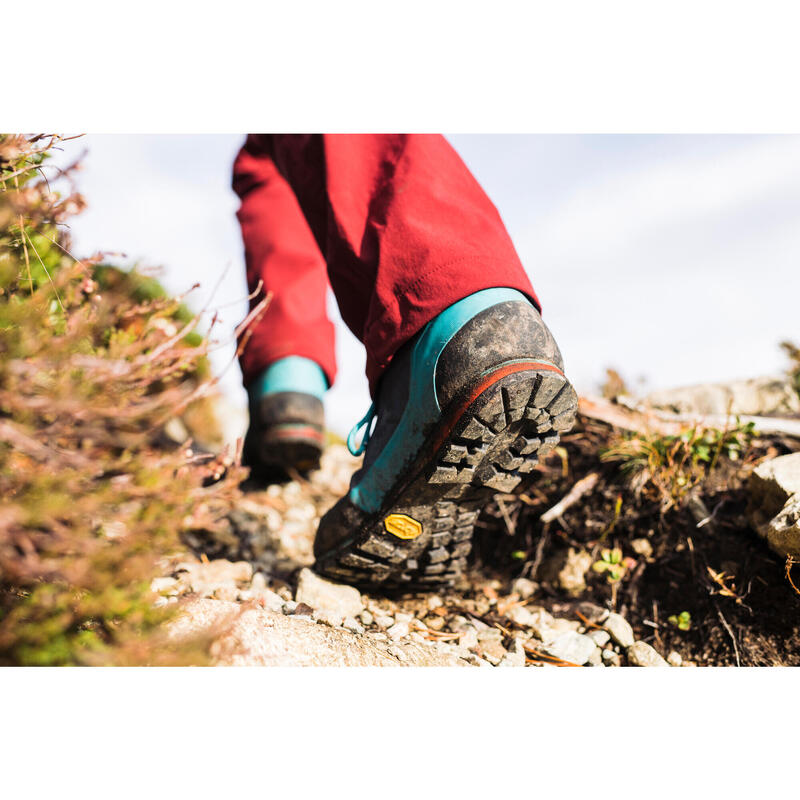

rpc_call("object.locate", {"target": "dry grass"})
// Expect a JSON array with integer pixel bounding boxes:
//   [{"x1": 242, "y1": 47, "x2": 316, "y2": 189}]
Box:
[{"x1": 0, "y1": 133, "x2": 245, "y2": 665}]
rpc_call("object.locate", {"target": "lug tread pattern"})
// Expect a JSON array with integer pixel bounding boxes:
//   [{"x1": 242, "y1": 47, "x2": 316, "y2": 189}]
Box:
[{"x1": 315, "y1": 369, "x2": 577, "y2": 591}]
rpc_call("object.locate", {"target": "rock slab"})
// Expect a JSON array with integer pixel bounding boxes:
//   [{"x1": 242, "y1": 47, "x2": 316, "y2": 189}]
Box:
[{"x1": 171, "y1": 599, "x2": 471, "y2": 666}]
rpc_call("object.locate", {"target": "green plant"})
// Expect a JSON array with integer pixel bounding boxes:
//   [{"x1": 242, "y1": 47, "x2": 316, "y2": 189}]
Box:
[
  {"x1": 600, "y1": 421, "x2": 755, "y2": 511},
  {"x1": 668, "y1": 611, "x2": 692, "y2": 631},
  {"x1": 592, "y1": 547, "x2": 632, "y2": 583}
]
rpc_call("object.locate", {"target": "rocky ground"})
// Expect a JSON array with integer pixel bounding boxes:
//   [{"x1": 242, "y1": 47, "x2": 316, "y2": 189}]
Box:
[
  {"x1": 153, "y1": 373, "x2": 800, "y2": 667},
  {"x1": 158, "y1": 446, "x2": 674, "y2": 667}
]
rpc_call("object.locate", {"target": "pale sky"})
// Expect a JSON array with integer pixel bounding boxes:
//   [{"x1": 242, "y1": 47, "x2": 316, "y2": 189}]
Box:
[{"x1": 50, "y1": 135, "x2": 800, "y2": 437}]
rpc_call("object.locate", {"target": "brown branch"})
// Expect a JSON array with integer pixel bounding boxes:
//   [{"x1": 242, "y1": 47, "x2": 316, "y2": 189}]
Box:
[{"x1": 540, "y1": 471, "x2": 600, "y2": 524}]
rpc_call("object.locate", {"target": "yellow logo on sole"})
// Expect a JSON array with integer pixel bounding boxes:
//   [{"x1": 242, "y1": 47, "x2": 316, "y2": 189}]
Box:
[{"x1": 384, "y1": 513, "x2": 423, "y2": 540}]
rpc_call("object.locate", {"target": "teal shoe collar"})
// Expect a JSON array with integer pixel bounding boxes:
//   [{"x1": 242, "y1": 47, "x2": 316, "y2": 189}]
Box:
[
  {"x1": 250, "y1": 356, "x2": 328, "y2": 402},
  {"x1": 348, "y1": 288, "x2": 532, "y2": 513}
]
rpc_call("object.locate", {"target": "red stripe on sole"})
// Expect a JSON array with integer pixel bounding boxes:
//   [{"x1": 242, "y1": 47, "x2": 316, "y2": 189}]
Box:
[
  {"x1": 432, "y1": 360, "x2": 565, "y2": 456},
  {"x1": 266, "y1": 426, "x2": 325, "y2": 444}
]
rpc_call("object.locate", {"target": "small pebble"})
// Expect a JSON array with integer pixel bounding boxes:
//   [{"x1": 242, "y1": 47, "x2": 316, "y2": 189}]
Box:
[
  {"x1": 477, "y1": 627, "x2": 502, "y2": 643},
  {"x1": 511, "y1": 577, "x2": 538, "y2": 600},
  {"x1": 588, "y1": 630, "x2": 611, "y2": 648},
  {"x1": 214, "y1": 584, "x2": 238, "y2": 602},
  {"x1": 626, "y1": 641, "x2": 669, "y2": 667},
  {"x1": 498, "y1": 639, "x2": 527, "y2": 667},
  {"x1": 603, "y1": 612, "x2": 635, "y2": 648},
  {"x1": 587, "y1": 647, "x2": 604, "y2": 666},
  {"x1": 292, "y1": 602, "x2": 314, "y2": 617},
  {"x1": 425, "y1": 615, "x2": 445, "y2": 631},
  {"x1": 387, "y1": 621, "x2": 410, "y2": 641},
  {"x1": 251, "y1": 572, "x2": 267, "y2": 591},
  {"x1": 576, "y1": 602, "x2": 609, "y2": 624},
  {"x1": 343, "y1": 617, "x2": 364, "y2": 634},
  {"x1": 667, "y1": 650, "x2": 683, "y2": 667},
  {"x1": 542, "y1": 631, "x2": 597, "y2": 665},
  {"x1": 359, "y1": 610, "x2": 374, "y2": 626},
  {"x1": 630, "y1": 538, "x2": 653, "y2": 558}
]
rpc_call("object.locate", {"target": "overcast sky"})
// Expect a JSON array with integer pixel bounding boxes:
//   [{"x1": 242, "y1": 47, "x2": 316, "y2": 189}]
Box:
[{"x1": 50, "y1": 134, "x2": 800, "y2": 437}]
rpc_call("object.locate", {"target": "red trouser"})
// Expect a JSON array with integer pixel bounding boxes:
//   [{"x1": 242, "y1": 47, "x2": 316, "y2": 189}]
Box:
[{"x1": 233, "y1": 134, "x2": 539, "y2": 396}]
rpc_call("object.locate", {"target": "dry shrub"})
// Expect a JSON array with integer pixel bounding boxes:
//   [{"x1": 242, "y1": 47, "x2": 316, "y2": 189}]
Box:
[{"x1": 0, "y1": 134, "x2": 244, "y2": 665}]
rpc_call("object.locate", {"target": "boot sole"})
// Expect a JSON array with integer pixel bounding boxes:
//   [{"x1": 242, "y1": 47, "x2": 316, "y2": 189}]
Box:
[
  {"x1": 243, "y1": 426, "x2": 324, "y2": 484},
  {"x1": 315, "y1": 363, "x2": 578, "y2": 591}
]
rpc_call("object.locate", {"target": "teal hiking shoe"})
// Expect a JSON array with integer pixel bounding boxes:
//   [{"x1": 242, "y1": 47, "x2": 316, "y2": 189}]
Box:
[
  {"x1": 313, "y1": 288, "x2": 578, "y2": 590},
  {"x1": 243, "y1": 356, "x2": 327, "y2": 483}
]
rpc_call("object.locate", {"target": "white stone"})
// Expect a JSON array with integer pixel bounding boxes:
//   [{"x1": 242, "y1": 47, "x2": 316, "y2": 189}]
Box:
[
  {"x1": 542, "y1": 631, "x2": 597, "y2": 665},
  {"x1": 295, "y1": 568, "x2": 363, "y2": 624},
  {"x1": 630, "y1": 538, "x2": 654, "y2": 558},
  {"x1": 588, "y1": 630, "x2": 611, "y2": 648},
  {"x1": 459, "y1": 627, "x2": 479, "y2": 650},
  {"x1": 498, "y1": 639, "x2": 527, "y2": 667},
  {"x1": 626, "y1": 641, "x2": 669, "y2": 667},
  {"x1": 386, "y1": 621, "x2": 410, "y2": 641},
  {"x1": 511, "y1": 577, "x2": 538, "y2": 600},
  {"x1": 508, "y1": 605, "x2": 554, "y2": 636},
  {"x1": 342, "y1": 616, "x2": 365, "y2": 635},
  {"x1": 254, "y1": 589, "x2": 285, "y2": 613},
  {"x1": 603, "y1": 612, "x2": 635, "y2": 648}
]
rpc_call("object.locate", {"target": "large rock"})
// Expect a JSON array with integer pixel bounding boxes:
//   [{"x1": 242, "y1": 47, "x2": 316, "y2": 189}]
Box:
[
  {"x1": 748, "y1": 453, "x2": 800, "y2": 560},
  {"x1": 645, "y1": 376, "x2": 800, "y2": 417},
  {"x1": 171, "y1": 599, "x2": 471, "y2": 666},
  {"x1": 765, "y1": 497, "x2": 800, "y2": 560},
  {"x1": 295, "y1": 567, "x2": 364, "y2": 624}
]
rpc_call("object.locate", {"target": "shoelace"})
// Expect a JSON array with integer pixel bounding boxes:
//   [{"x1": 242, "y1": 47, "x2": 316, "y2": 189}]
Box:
[{"x1": 346, "y1": 402, "x2": 376, "y2": 456}]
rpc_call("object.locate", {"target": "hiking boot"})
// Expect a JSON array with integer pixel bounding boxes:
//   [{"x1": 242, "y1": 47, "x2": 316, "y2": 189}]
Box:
[
  {"x1": 313, "y1": 287, "x2": 578, "y2": 590},
  {"x1": 243, "y1": 357, "x2": 327, "y2": 483}
]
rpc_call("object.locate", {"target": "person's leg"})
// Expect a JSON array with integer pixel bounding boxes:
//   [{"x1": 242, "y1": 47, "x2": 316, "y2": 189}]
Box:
[
  {"x1": 232, "y1": 136, "x2": 334, "y2": 477},
  {"x1": 233, "y1": 135, "x2": 336, "y2": 388},
  {"x1": 265, "y1": 134, "x2": 539, "y2": 393},
  {"x1": 258, "y1": 134, "x2": 577, "y2": 588}
]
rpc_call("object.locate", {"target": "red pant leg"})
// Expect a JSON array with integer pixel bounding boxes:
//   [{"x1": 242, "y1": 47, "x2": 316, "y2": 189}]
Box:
[
  {"x1": 251, "y1": 134, "x2": 538, "y2": 396},
  {"x1": 232, "y1": 136, "x2": 336, "y2": 388}
]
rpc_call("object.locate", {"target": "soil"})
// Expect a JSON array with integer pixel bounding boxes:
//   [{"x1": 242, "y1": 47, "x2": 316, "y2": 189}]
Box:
[
  {"x1": 184, "y1": 411, "x2": 800, "y2": 666},
  {"x1": 471, "y1": 418, "x2": 800, "y2": 666}
]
